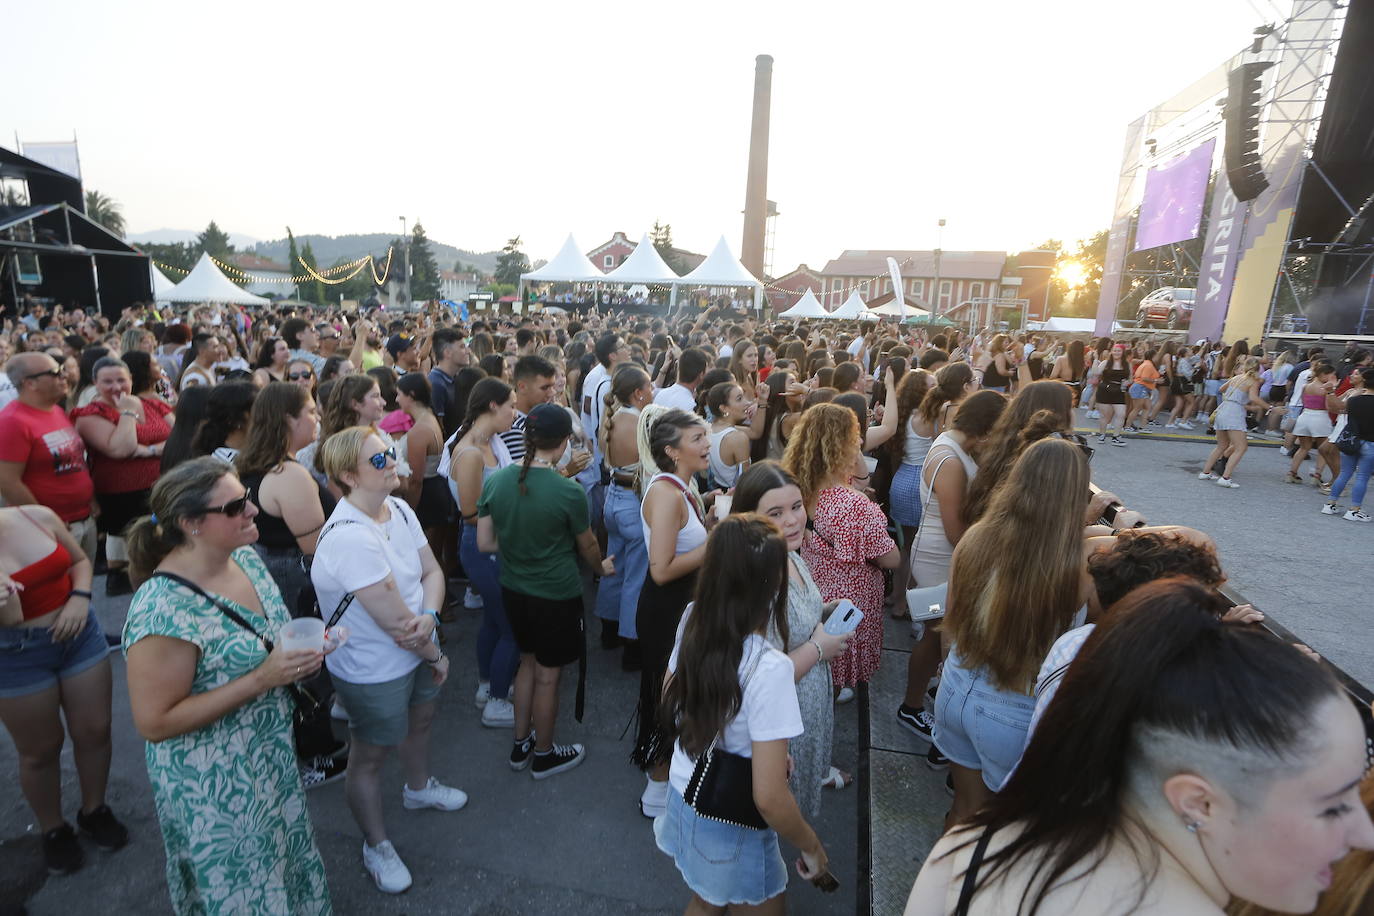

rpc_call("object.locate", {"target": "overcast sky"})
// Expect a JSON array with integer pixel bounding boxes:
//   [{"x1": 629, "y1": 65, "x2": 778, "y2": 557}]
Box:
[{"x1": 7, "y1": 0, "x2": 1278, "y2": 271}]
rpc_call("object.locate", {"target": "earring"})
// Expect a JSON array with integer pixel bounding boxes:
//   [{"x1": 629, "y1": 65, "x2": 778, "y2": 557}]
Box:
[
  {"x1": 1184, "y1": 820, "x2": 1199, "y2": 833},
  {"x1": 191, "y1": 528, "x2": 200, "y2": 536}
]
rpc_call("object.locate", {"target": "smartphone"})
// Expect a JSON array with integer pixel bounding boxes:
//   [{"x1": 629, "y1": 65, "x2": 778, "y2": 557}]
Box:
[
  {"x1": 805, "y1": 867, "x2": 840, "y2": 893},
  {"x1": 823, "y1": 599, "x2": 863, "y2": 636}
]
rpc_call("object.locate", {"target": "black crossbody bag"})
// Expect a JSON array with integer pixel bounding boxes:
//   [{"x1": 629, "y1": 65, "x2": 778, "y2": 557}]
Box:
[{"x1": 684, "y1": 738, "x2": 769, "y2": 830}]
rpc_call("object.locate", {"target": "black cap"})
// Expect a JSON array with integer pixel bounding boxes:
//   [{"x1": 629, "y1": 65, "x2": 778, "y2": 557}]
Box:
[
  {"x1": 386, "y1": 334, "x2": 413, "y2": 358},
  {"x1": 525, "y1": 402, "x2": 572, "y2": 440}
]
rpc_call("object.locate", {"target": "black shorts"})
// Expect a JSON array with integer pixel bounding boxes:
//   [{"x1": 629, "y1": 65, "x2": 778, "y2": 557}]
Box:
[
  {"x1": 415, "y1": 475, "x2": 456, "y2": 529},
  {"x1": 501, "y1": 587, "x2": 584, "y2": 668}
]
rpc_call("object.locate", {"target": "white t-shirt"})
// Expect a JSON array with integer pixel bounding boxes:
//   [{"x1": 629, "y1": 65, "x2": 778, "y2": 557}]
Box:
[
  {"x1": 666, "y1": 604, "x2": 803, "y2": 795},
  {"x1": 1289, "y1": 368, "x2": 1313, "y2": 407},
  {"x1": 654, "y1": 383, "x2": 697, "y2": 413},
  {"x1": 313, "y1": 496, "x2": 430, "y2": 684},
  {"x1": 580, "y1": 363, "x2": 609, "y2": 442}
]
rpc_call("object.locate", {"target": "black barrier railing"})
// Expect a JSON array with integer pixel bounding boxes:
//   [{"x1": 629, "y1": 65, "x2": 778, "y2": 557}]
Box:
[{"x1": 1091, "y1": 485, "x2": 1374, "y2": 756}]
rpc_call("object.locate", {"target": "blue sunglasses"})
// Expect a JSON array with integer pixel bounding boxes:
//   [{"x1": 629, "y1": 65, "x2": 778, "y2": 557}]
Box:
[{"x1": 368, "y1": 446, "x2": 397, "y2": 470}]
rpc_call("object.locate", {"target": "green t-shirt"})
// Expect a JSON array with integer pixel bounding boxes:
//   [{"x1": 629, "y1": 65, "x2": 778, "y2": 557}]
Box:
[{"x1": 478, "y1": 464, "x2": 589, "y2": 600}]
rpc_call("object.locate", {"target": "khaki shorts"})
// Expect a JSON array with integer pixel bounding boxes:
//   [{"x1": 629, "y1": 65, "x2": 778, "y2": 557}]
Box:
[{"x1": 66, "y1": 516, "x2": 98, "y2": 564}]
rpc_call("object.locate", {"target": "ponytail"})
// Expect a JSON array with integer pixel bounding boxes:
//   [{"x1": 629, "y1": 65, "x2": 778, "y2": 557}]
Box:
[
  {"x1": 921, "y1": 362, "x2": 974, "y2": 425},
  {"x1": 127, "y1": 457, "x2": 235, "y2": 586}
]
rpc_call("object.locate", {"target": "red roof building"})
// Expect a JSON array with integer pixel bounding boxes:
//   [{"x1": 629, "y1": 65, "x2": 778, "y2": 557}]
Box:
[
  {"x1": 584, "y1": 231, "x2": 706, "y2": 275},
  {"x1": 765, "y1": 264, "x2": 825, "y2": 311}
]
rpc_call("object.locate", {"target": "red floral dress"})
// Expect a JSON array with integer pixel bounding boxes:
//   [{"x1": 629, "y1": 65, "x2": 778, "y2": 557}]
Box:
[{"x1": 801, "y1": 486, "x2": 896, "y2": 687}]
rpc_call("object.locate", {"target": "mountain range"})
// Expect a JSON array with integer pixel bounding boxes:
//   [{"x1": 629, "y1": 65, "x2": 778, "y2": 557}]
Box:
[{"x1": 129, "y1": 229, "x2": 501, "y2": 275}]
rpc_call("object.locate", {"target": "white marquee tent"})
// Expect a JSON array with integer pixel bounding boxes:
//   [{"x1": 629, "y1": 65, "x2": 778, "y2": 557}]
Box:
[
  {"x1": 159, "y1": 253, "x2": 270, "y2": 306},
  {"x1": 678, "y1": 236, "x2": 761, "y2": 288},
  {"x1": 520, "y1": 234, "x2": 605, "y2": 283},
  {"x1": 870, "y1": 301, "x2": 932, "y2": 319},
  {"x1": 778, "y1": 288, "x2": 830, "y2": 319},
  {"x1": 150, "y1": 263, "x2": 178, "y2": 303},
  {"x1": 828, "y1": 290, "x2": 871, "y2": 320},
  {"x1": 603, "y1": 233, "x2": 681, "y2": 284}
]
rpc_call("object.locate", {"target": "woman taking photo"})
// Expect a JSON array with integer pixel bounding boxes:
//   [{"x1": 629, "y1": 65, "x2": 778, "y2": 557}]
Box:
[
  {"x1": 933, "y1": 437, "x2": 1093, "y2": 822},
  {"x1": 655, "y1": 514, "x2": 832, "y2": 912},
  {"x1": 477, "y1": 404, "x2": 614, "y2": 781},
  {"x1": 731, "y1": 463, "x2": 852, "y2": 810},
  {"x1": 447, "y1": 377, "x2": 518, "y2": 727},
  {"x1": 633, "y1": 405, "x2": 714, "y2": 818},
  {"x1": 0, "y1": 503, "x2": 122, "y2": 876},
  {"x1": 784, "y1": 403, "x2": 900, "y2": 701},
  {"x1": 1199, "y1": 356, "x2": 1267, "y2": 489},
  {"x1": 71, "y1": 356, "x2": 175, "y2": 596},
  {"x1": 123, "y1": 458, "x2": 331, "y2": 914},
  {"x1": 254, "y1": 336, "x2": 291, "y2": 387},
  {"x1": 314, "y1": 426, "x2": 459, "y2": 895},
  {"x1": 906, "y1": 578, "x2": 1374, "y2": 916},
  {"x1": 594, "y1": 365, "x2": 655, "y2": 671}
]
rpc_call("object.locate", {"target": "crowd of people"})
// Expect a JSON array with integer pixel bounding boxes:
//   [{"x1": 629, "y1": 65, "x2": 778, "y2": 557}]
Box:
[{"x1": 0, "y1": 297, "x2": 1370, "y2": 915}]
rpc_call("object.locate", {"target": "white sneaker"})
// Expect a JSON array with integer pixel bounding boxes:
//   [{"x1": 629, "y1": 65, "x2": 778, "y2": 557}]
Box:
[
  {"x1": 640, "y1": 776, "x2": 669, "y2": 819},
  {"x1": 1215, "y1": 477, "x2": 1240, "y2": 489},
  {"x1": 473, "y1": 681, "x2": 490, "y2": 709},
  {"x1": 836, "y1": 686, "x2": 855, "y2": 704},
  {"x1": 1321, "y1": 503, "x2": 1342, "y2": 515},
  {"x1": 1165, "y1": 422, "x2": 1179, "y2": 429},
  {"x1": 330, "y1": 699, "x2": 350, "y2": 722},
  {"x1": 1343, "y1": 509, "x2": 1372, "y2": 523},
  {"x1": 1086, "y1": 409, "x2": 1100, "y2": 419},
  {"x1": 481, "y1": 697, "x2": 515, "y2": 728},
  {"x1": 463, "y1": 587, "x2": 483, "y2": 609},
  {"x1": 362, "y1": 840, "x2": 412, "y2": 894},
  {"x1": 1198, "y1": 472, "x2": 1217, "y2": 480},
  {"x1": 402, "y1": 776, "x2": 469, "y2": 811},
  {"x1": 1179, "y1": 420, "x2": 1196, "y2": 429}
]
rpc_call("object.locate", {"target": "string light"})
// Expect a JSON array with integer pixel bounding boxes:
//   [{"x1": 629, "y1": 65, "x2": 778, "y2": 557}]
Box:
[{"x1": 155, "y1": 248, "x2": 396, "y2": 286}]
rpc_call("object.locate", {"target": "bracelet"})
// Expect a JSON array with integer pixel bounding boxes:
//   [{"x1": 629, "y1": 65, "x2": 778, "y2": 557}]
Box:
[
  {"x1": 120, "y1": 410, "x2": 139, "y2": 419},
  {"x1": 810, "y1": 639, "x2": 824, "y2": 663},
  {"x1": 69, "y1": 589, "x2": 92, "y2": 601},
  {"x1": 426, "y1": 650, "x2": 446, "y2": 667},
  {"x1": 423, "y1": 609, "x2": 440, "y2": 622}
]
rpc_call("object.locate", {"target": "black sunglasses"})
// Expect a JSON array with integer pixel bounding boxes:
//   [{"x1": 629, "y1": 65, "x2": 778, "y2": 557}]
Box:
[
  {"x1": 1058, "y1": 432, "x2": 1094, "y2": 463},
  {"x1": 203, "y1": 494, "x2": 251, "y2": 518},
  {"x1": 288, "y1": 370, "x2": 314, "y2": 381},
  {"x1": 25, "y1": 368, "x2": 63, "y2": 380},
  {"x1": 368, "y1": 446, "x2": 398, "y2": 470}
]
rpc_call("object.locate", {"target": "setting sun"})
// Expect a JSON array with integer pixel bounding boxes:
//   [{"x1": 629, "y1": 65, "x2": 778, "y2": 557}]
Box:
[{"x1": 1054, "y1": 258, "x2": 1089, "y2": 289}]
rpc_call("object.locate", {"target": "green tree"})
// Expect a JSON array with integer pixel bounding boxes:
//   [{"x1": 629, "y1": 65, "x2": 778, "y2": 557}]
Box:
[
  {"x1": 135, "y1": 241, "x2": 196, "y2": 273},
  {"x1": 286, "y1": 228, "x2": 302, "y2": 300},
  {"x1": 494, "y1": 236, "x2": 529, "y2": 286},
  {"x1": 299, "y1": 241, "x2": 325, "y2": 304},
  {"x1": 650, "y1": 220, "x2": 682, "y2": 273},
  {"x1": 84, "y1": 190, "x2": 125, "y2": 237},
  {"x1": 194, "y1": 221, "x2": 235, "y2": 259},
  {"x1": 409, "y1": 221, "x2": 441, "y2": 300}
]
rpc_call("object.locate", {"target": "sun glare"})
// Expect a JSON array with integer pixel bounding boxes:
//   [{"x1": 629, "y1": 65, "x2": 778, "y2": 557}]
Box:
[{"x1": 1055, "y1": 259, "x2": 1089, "y2": 289}]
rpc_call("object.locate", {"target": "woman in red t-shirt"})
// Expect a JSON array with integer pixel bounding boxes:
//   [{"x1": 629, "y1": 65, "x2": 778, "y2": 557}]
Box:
[{"x1": 71, "y1": 354, "x2": 173, "y2": 595}]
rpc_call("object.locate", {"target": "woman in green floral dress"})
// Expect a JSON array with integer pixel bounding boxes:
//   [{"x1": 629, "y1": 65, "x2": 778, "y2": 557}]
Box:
[{"x1": 123, "y1": 458, "x2": 332, "y2": 915}]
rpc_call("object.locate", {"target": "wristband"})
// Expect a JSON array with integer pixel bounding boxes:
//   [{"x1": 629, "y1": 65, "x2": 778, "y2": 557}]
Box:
[
  {"x1": 423, "y1": 609, "x2": 440, "y2": 622},
  {"x1": 69, "y1": 589, "x2": 93, "y2": 601},
  {"x1": 810, "y1": 639, "x2": 824, "y2": 663},
  {"x1": 426, "y1": 650, "x2": 446, "y2": 667}
]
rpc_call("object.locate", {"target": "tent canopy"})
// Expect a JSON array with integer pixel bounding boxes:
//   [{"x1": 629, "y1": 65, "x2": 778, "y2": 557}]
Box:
[
  {"x1": 521, "y1": 234, "x2": 604, "y2": 282},
  {"x1": 828, "y1": 290, "x2": 867, "y2": 319},
  {"x1": 160, "y1": 253, "x2": 270, "y2": 306},
  {"x1": 603, "y1": 233, "x2": 681, "y2": 283},
  {"x1": 778, "y1": 288, "x2": 829, "y2": 318},
  {"x1": 870, "y1": 301, "x2": 931, "y2": 318},
  {"x1": 677, "y1": 236, "x2": 761, "y2": 287},
  {"x1": 151, "y1": 263, "x2": 177, "y2": 301}
]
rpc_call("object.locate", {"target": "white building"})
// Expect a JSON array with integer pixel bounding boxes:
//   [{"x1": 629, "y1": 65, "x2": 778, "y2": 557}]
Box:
[
  {"x1": 440, "y1": 270, "x2": 481, "y2": 302},
  {"x1": 229, "y1": 253, "x2": 297, "y2": 299}
]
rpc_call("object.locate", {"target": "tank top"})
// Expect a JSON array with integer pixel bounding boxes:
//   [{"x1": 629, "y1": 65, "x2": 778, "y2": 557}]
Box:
[
  {"x1": 708, "y1": 426, "x2": 743, "y2": 488},
  {"x1": 242, "y1": 459, "x2": 338, "y2": 551},
  {"x1": 910, "y1": 433, "x2": 978, "y2": 586},
  {"x1": 640, "y1": 472, "x2": 708, "y2": 556},
  {"x1": 982, "y1": 358, "x2": 1009, "y2": 389},
  {"x1": 901, "y1": 416, "x2": 935, "y2": 466},
  {"x1": 450, "y1": 440, "x2": 513, "y2": 516},
  {"x1": 1302, "y1": 391, "x2": 1328, "y2": 410},
  {"x1": 766, "y1": 413, "x2": 790, "y2": 462},
  {"x1": 9, "y1": 509, "x2": 72, "y2": 620}
]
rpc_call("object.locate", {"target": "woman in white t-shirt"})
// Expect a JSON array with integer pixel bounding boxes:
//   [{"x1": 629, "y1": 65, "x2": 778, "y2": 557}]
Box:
[
  {"x1": 311, "y1": 426, "x2": 460, "y2": 896},
  {"x1": 655, "y1": 515, "x2": 832, "y2": 910}
]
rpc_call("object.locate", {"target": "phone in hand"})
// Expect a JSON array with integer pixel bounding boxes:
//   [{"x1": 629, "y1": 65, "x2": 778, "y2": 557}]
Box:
[
  {"x1": 805, "y1": 867, "x2": 840, "y2": 893},
  {"x1": 823, "y1": 599, "x2": 863, "y2": 636}
]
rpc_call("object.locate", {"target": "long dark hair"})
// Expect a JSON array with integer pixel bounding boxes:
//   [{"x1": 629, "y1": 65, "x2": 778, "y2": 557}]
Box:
[
  {"x1": 448, "y1": 365, "x2": 487, "y2": 435},
  {"x1": 235, "y1": 382, "x2": 310, "y2": 478},
  {"x1": 1066, "y1": 340, "x2": 1085, "y2": 380},
  {"x1": 750, "y1": 369, "x2": 793, "y2": 462},
  {"x1": 963, "y1": 380, "x2": 1075, "y2": 524},
  {"x1": 948, "y1": 578, "x2": 1343, "y2": 915},
  {"x1": 254, "y1": 336, "x2": 284, "y2": 370},
  {"x1": 192, "y1": 381, "x2": 257, "y2": 457},
  {"x1": 159, "y1": 385, "x2": 212, "y2": 474},
  {"x1": 920, "y1": 362, "x2": 973, "y2": 425},
  {"x1": 315, "y1": 375, "x2": 375, "y2": 473},
  {"x1": 730, "y1": 460, "x2": 798, "y2": 514},
  {"x1": 454, "y1": 377, "x2": 512, "y2": 447},
  {"x1": 660, "y1": 514, "x2": 791, "y2": 757}
]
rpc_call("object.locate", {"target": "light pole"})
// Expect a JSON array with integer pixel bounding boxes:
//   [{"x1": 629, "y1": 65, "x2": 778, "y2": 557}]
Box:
[
  {"x1": 932, "y1": 217, "x2": 946, "y2": 318},
  {"x1": 399, "y1": 216, "x2": 412, "y2": 308}
]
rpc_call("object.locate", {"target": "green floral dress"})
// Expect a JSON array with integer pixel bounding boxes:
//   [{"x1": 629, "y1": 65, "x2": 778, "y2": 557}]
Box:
[{"x1": 123, "y1": 547, "x2": 332, "y2": 915}]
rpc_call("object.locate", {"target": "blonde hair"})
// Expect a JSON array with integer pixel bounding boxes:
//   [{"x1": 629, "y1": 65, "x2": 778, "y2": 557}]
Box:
[
  {"x1": 635, "y1": 404, "x2": 706, "y2": 512},
  {"x1": 781, "y1": 402, "x2": 859, "y2": 512},
  {"x1": 319, "y1": 425, "x2": 379, "y2": 496}
]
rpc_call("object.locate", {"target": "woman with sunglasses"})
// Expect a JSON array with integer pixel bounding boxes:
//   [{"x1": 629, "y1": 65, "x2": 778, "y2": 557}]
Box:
[
  {"x1": 253, "y1": 337, "x2": 291, "y2": 387},
  {"x1": 286, "y1": 358, "x2": 317, "y2": 394},
  {"x1": 71, "y1": 356, "x2": 175, "y2": 597},
  {"x1": 123, "y1": 458, "x2": 332, "y2": 914},
  {"x1": 313, "y1": 426, "x2": 459, "y2": 895}
]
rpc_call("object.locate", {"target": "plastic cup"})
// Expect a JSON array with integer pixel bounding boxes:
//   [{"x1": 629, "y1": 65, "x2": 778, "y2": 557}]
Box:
[
  {"x1": 863, "y1": 456, "x2": 878, "y2": 475},
  {"x1": 715, "y1": 493, "x2": 733, "y2": 520},
  {"x1": 279, "y1": 617, "x2": 325, "y2": 653}
]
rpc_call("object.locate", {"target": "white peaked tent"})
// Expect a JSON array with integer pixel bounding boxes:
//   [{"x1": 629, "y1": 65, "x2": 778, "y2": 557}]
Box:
[
  {"x1": 604, "y1": 233, "x2": 681, "y2": 283},
  {"x1": 677, "y1": 235, "x2": 762, "y2": 288},
  {"x1": 871, "y1": 301, "x2": 931, "y2": 319},
  {"x1": 150, "y1": 263, "x2": 178, "y2": 302},
  {"x1": 828, "y1": 290, "x2": 869, "y2": 320},
  {"x1": 520, "y1": 234, "x2": 604, "y2": 282},
  {"x1": 778, "y1": 288, "x2": 830, "y2": 319},
  {"x1": 160, "y1": 253, "x2": 270, "y2": 306}
]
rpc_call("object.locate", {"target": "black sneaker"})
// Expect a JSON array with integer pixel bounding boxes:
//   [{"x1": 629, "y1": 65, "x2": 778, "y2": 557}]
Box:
[
  {"x1": 896, "y1": 704, "x2": 935, "y2": 743},
  {"x1": 43, "y1": 823, "x2": 84, "y2": 874},
  {"x1": 599, "y1": 618, "x2": 620, "y2": 650},
  {"x1": 531, "y1": 742, "x2": 586, "y2": 780},
  {"x1": 76, "y1": 804, "x2": 128, "y2": 851},
  {"x1": 509, "y1": 733, "x2": 536, "y2": 771},
  {"x1": 299, "y1": 754, "x2": 347, "y2": 790},
  {"x1": 925, "y1": 745, "x2": 949, "y2": 771}
]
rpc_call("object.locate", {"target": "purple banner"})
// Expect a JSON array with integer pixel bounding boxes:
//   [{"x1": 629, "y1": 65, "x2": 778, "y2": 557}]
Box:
[
  {"x1": 1190, "y1": 180, "x2": 1248, "y2": 342},
  {"x1": 1133, "y1": 139, "x2": 1214, "y2": 252}
]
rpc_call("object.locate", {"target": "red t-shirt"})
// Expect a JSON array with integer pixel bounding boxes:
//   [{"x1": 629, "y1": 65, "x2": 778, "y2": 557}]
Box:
[
  {"x1": 0, "y1": 400, "x2": 95, "y2": 521},
  {"x1": 70, "y1": 397, "x2": 174, "y2": 494}
]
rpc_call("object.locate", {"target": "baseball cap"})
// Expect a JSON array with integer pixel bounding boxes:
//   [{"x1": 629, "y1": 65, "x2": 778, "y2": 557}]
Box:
[
  {"x1": 386, "y1": 334, "x2": 414, "y2": 358},
  {"x1": 525, "y1": 402, "x2": 572, "y2": 440}
]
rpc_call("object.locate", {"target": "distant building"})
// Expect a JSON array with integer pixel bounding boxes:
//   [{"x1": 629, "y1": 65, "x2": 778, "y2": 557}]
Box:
[
  {"x1": 765, "y1": 264, "x2": 825, "y2": 311},
  {"x1": 440, "y1": 270, "x2": 481, "y2": 302},
  {"x1": 229, "y1": 253, "x2": 296, "y2": 299},
  {"x1": 585, "y1": 231, "x2": 706, "y2": 275}
]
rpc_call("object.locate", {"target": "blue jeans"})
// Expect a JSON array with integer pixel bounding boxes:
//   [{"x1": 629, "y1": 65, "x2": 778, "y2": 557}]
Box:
[
  {"x1": 461, "y1": 522, "x2": 518, "y2": 698},
  {"x1": 1330, "y1": 440, "x2": 1374, "y2": 508},
  {"x1": 594, "y1": 483, "x2": 648, "y2": 640}
]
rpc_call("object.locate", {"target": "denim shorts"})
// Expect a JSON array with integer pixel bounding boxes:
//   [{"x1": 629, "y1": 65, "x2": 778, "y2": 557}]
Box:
[
  {"x1": 1203, "y1": 379, "x2": 1222, "y2": 397},
  {"x1": 1128, "y1": 383, "x2": 1151, "y2": 400},
  {"x1": 0, "y1": 610, "x2": 110, "y2": 698},
  {"x1": 933, "y1": 649, "x2": 1036, "y2": 791},
  {"x1": 654, "y1": 786, "x2": 787, "y2": 907},
  {"x1": 332, "y1": 664, "x2": 442, "y2": 746}
]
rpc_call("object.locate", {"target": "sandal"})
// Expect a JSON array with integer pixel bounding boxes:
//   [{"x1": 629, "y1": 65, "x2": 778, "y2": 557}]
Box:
[
  {"x1": 1285, "y1": 472, "x2": 1302, "y2": 484},
  {"x1": 821, "y1": 766, "x2": 852, "y2": 790}
]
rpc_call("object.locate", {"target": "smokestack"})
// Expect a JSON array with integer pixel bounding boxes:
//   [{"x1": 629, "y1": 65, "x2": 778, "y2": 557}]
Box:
[{"x1": 742, "y1": 54, "x2": 773, "y2": 279}]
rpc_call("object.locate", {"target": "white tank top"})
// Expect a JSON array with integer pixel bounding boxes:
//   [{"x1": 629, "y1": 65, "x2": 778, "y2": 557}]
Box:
[
  {"x1": 640, "y1": 472, "x2": 708, "y2": 556},
  {"x1": 901, "y1": 415, "x2": 935, "y2": 466},
  {"x1": 707, "y1": 426, "x2": 743, "y2": 488}
]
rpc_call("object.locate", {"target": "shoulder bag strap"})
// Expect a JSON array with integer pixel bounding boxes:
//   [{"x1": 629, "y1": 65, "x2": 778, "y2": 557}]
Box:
[
  {"x1": 953, "y1": 827, "x2": 995, "y2": 916},
  {"x1": 152, "y1": 570, "x2": 273, "y2": 651}
]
